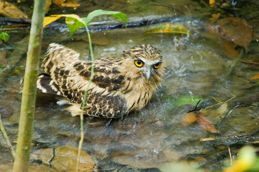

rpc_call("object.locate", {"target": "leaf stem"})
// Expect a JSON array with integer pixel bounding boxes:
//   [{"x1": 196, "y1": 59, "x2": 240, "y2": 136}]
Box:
[{"x1": 76, "y1": 25, "x2": 95, "y2": 172}]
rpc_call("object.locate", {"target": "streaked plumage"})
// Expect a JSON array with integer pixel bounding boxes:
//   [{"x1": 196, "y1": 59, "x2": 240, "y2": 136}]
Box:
[{"x1": 37, "y1": 43, "x2": 164, "y2": 118}]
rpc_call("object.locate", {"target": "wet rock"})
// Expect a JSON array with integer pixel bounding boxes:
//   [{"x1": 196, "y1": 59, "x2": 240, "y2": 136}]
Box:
[{"x1": 31, "y1": 146, "x2": 96, "y2": 172}]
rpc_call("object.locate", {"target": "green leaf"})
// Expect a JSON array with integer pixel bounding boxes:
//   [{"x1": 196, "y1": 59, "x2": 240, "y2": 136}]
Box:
[
  {"x1": 0, "y1": 32, "x2": 10, "y2": 42},
  {"x1": 175, "y1": 95, "x2": 201, "y2": 107},
  {"x1": 249, "y1": 158, "x2": 259, "y2": 171},
  {"x1": 82, "y1": 9, "x2": 128, "y2": 25},
  {"x1": 239, "y1": 146, "x2": 256, "y2": 167},
  {"x1": 65, "y1": 16, "x2": 85, "y2": 36}
]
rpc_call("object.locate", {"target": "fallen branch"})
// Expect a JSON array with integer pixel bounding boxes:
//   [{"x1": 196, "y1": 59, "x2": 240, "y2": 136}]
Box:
[
  {"x1": 0, "y1": 17, "x2": 31, "y2": 25},
  {"x1": 0, "y1": 16, "x2": 197, "y2": 33},
  {"x1": 200, "y1": 134, "x2": 259, "y2": 146}
]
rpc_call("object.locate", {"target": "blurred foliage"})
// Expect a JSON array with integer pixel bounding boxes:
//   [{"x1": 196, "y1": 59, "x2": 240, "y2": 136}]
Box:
[
  {"x1": 224, "y1": 146, "x2": 259, "y2": 172},
  {"x1": 158, "y1": 146, "x2": 259, "y2": 172},
  {"x1": 0, "y1": 32, "x2": 9, "y2": 42}
]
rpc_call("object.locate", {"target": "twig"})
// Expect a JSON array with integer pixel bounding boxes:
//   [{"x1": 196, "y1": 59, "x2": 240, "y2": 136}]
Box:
[
  {"x1": 47, "y1": 147, "x2": 55, "y2": 167},
  {"x1": 205, "y1": 95, "x2": 236, "y2": 110},
  {"x1": 200, "y1": 135, "x2": 259, "y2": 146},
  {"x1": 216, "y1": 104, "x2": 239, "y2": 128},
  {"x1": 228, "y1": 146, "x2": 233, "y2": 166},
  {"x1": 0, "y1": 113, "x2": 15, "y2": 159}
]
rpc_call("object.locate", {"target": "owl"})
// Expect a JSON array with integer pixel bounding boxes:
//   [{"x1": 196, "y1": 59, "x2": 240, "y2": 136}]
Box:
[{"x1": 37, "y1": 43, "x2": 164, "y2": 118}]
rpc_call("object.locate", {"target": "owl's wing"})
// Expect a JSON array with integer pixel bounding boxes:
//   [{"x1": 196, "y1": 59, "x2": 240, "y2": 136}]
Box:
[
  {"x1": 74, "y1": 57, "x2": 127, "y2": 92},
  {"x1": 37, "y1": 43, "x2": 128, "y2": 118}
]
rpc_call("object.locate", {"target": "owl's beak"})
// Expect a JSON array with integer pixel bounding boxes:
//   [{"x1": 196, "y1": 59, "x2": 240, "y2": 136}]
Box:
[{"x1": 144, "y1": 66, "x2": 153, "y2": 80}]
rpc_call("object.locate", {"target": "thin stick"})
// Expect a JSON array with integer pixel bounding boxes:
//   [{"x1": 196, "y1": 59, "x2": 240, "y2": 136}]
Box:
[
  {"x1": 228, "y1": 146, "x2": 233, "y2": 165},
  {"x1": 0, "y1": 114, "x2": 15, "y2": 159},
  {"x1": 76, "y1": 113, "x2": 84, "y2": 171}
]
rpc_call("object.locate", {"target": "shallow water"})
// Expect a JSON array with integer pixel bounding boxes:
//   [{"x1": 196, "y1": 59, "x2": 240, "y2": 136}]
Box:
[{"x1": 0, "y1": 0, "x2": 259, "y2": 171}]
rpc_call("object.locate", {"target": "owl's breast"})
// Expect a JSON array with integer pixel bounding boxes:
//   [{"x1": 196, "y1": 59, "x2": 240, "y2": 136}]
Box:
[{"x1": 123, "y1": 78, "x2": 156, "y2": 112}]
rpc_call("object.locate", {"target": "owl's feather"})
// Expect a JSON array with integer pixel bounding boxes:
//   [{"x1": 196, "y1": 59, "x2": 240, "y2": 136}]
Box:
[{"x1": 37, "y1": 43, "x2": 163, "y2": 118}]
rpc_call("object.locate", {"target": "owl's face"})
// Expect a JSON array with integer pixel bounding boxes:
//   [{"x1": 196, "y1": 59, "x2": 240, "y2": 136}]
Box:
[{"x1": 123, "y1": 44, "x2": 164, "y2": 81}]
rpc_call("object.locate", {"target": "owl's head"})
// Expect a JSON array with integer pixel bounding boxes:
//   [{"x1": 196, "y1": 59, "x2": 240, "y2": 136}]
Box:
[{"x1": 123, "y1": 44, "x2": 164, "y2": 81}]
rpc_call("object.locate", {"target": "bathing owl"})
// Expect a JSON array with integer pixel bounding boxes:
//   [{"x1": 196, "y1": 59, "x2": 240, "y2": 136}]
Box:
[{"x1": 37, "y1": 43, "x2": 164, "y2": 118}]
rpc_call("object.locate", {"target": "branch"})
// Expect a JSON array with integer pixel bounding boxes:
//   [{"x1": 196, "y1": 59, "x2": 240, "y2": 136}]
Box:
[
  {"x1": 0, "y1": 16, "x2": 194, "y2": 33},
  {"x1": 12, "y1": 0, "x2": 46, "y2": 171}
]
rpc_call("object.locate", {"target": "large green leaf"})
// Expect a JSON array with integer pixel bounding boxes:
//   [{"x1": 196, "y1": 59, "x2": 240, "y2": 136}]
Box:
[
  {"x1": 65, "y1": 15, "x2": 86, "y2": 36},
  {"x1": 82, "y1": 9, "x2": 128, "y2": 25}
]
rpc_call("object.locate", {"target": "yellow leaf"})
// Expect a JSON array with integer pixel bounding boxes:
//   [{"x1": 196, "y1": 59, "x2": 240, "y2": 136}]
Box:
[
  {"x1": 146, "y1": 23, "x2": 190, "y2": 35},
  {"x1": 53, "y1": 0, "x2": 80, "y2": 8},
  {"x1": 53, "y1": 0, "x2": 65, "y2": 6},
  {"x1": 43, "y1": 15, "x2": 63, "y2": 27},
  {"x1": 182, "y1": 112, "x2": 198, "y2": 126},
  {"x1": 43, "y1": 14, "x2": 83, "y2": 28},
  {"x1": 197, "y1": 114, "x2": 219, "y2": 133},
  {"x1": 60, "y1": 2, "x2": 80, "y2": 8},
  {"x1": 250, "y1": 73, "x2": 259, "y2": 80},
  {"x1": 0, "y1": 1, "x2": 28, "y2": 18},
  {"x1": 209, "y1": 0, "x2": 216, "y2": 7}
]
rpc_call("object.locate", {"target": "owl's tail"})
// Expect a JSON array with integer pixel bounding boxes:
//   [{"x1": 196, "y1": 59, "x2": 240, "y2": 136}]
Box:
[
  {"x1": 37, "y1": 43, "x2": 80, "y2": 95},
  {"x1": 37, "y1": 73, "x2": 61, "y2": 95}
]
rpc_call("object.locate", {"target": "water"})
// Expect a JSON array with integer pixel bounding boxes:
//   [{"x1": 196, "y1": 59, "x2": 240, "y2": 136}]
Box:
[{"x1": 0, "y1": 0, "x2": 259, "y2": 171}]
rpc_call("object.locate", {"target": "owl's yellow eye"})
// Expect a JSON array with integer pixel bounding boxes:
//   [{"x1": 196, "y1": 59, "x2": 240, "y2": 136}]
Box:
[
  {"x1": 134, "y1": 59, "x2": 144, "y2": 68},
  {"x1": 153, "y1": 62, "x2": 161, "y2": 69}
]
